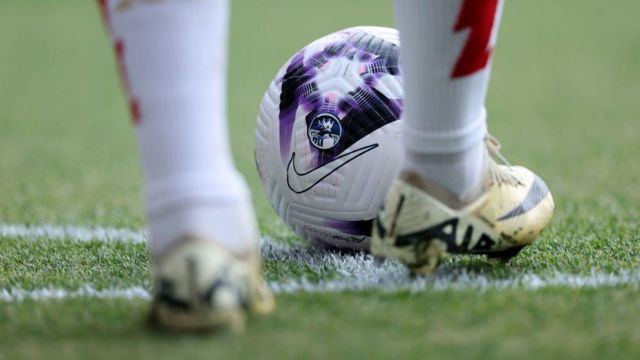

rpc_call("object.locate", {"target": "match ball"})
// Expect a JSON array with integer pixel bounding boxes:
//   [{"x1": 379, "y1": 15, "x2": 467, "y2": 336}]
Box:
[{"x1": 255, "y1": 27, "x2": 403, "y2": 250}]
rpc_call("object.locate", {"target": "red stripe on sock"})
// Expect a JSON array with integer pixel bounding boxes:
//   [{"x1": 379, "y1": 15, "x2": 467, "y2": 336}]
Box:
[
  {"x1": 451, "y1": 0, "x2": 499, "y2": 78},
  {"x1": 98, "y1": 1, "x2": 141, "y2": 124},
  {"x1": 115, "y1": 40, "x2": 141, "y2": 124},
  {"x1": 97, "y1": 0, "x2": 112, "y2": 32}
]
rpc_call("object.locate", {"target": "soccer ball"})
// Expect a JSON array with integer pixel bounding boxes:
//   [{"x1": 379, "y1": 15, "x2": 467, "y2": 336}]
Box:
[{"x1": 255, "y1": 27, "x2": 403, "y2": 250}]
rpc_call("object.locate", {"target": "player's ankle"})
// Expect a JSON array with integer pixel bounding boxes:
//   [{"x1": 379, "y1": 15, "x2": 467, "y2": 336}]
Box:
[
  {"x1": 401, "y1": 141, "x2": 486, "y2": 204},
  {"x1": 148, "y1": 194, "x2": 259, "y2": 258}
]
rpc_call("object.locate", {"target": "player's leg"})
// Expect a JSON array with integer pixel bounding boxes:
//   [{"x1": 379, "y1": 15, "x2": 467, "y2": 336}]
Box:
[
  {"x1": 397, "y1": 0, "x2": 501, "y2": 200},
  {"x1": 371, "y1": 0, "x2": 554, "y2": 273},
  {"x1": 98, "y1": 0, "x2": 273, "y2": 331}
]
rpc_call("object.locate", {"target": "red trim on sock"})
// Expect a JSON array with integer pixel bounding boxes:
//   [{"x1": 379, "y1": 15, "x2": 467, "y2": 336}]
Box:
[
  {"x1": 98, "y1": 1, "x2": 141, "y2": 124},
  {"x1": 129, "y1": 99, "x2": 141, "y2": 124},
  {"x1": 451, "y1": 0, "x2": 499, "y2": 79},
  {"x1": 115, "y1": 40, "x2": 141, "y2": 124},
  {"x1": 97, "y1": 0, "x2": 112, "y2": 32}
]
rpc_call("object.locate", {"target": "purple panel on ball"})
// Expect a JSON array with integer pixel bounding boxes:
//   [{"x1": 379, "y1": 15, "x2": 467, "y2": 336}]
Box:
[{"x1": 278, "y1": 30, "x2": 403, "y2": 167}]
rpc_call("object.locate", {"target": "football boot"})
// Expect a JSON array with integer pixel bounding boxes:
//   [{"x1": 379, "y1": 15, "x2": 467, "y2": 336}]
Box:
[
  {"x1": 371, "y1": 136, "x2": 554, "y2": 275},
  {"x1": 150, "y1": 238, "x2": 274, "y2": 332}
]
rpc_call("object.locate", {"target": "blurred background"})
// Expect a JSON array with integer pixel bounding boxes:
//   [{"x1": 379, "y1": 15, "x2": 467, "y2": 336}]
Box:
[
  {"x1": 1, "y1": 0, "x2": 638, "y2": 230},
  {"x1": 1, "y1": 1, "x2": 640, "y2": 358}
]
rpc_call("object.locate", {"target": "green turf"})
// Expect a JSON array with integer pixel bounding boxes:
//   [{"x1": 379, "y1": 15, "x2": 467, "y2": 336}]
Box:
[
  {"x1": 2, "y1": 290, "x2": 640, "y2": 360},
  {"x1": 1, "y1": 0, "x2": 639, "y2": 358}
]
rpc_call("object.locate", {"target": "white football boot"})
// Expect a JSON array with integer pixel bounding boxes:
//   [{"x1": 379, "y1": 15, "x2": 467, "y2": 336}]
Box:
[
  {"x1": 150, "y1": 239, "x2": 274, "y2": 332},
  {"x1": 371, "y1": 136, "x2": 555, "y2": 275}
]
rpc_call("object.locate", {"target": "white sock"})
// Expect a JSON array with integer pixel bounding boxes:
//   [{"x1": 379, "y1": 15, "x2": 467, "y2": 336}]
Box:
[
  {"x1": 403, "y1": 141, "x2": 485, "y2": 198},
  {"x1": 394, "y1": 0, "x2": 504, "y2": 197},
  {"x1": 100, "y1": 0, "x2": 257, "y2": 256}
]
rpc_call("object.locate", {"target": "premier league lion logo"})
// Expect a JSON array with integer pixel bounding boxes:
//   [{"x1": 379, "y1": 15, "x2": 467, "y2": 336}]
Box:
[{"x1": 308, "y1": 113, "x2": 343, "y2": 150}]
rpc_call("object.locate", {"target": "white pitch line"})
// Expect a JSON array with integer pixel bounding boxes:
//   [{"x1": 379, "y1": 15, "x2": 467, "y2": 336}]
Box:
[
  {"x1": 1, "y1": 224, "x2": 639, "y2": 301},
  {"x1": 0, "y1": 286, "x2": 151, "y2": 302},
  {"x1": 0, "y1": 223, "x2": 146, "y2": 244},
  {"x1": 2, "y1": 271, "x2": 640, "y2": 302},
  {"x1": 270, "y1": 269, "x2": 640, "y2": 294}
]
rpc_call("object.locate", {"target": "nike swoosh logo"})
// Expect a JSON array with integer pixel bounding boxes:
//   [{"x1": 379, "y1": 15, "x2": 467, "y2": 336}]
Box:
[
  {"x1": 497, "y1": 175, "x2": 550, "y2": 221},
  {"x1": 286, "y1": 144, "x2": 379, "y2": 194}
]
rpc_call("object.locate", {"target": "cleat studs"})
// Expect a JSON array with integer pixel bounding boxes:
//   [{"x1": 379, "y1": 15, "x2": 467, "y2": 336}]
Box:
[{"x1": 486, "y1": 245, "x2": 526, "y2": 263}]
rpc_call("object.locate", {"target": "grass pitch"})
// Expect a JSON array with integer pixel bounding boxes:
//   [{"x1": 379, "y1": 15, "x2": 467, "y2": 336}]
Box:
[{"x1": 1, "y1": 0, "x2": 640, "y2": 359}]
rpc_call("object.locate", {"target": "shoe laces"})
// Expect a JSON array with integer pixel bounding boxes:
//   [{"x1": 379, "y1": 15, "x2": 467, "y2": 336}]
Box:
[
  {"x1": 485, "y1": 134, "x2": 512, "y2": 166},
  {"x1": 485, "y1": 134, "x2": 524, "y2": 187}
]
